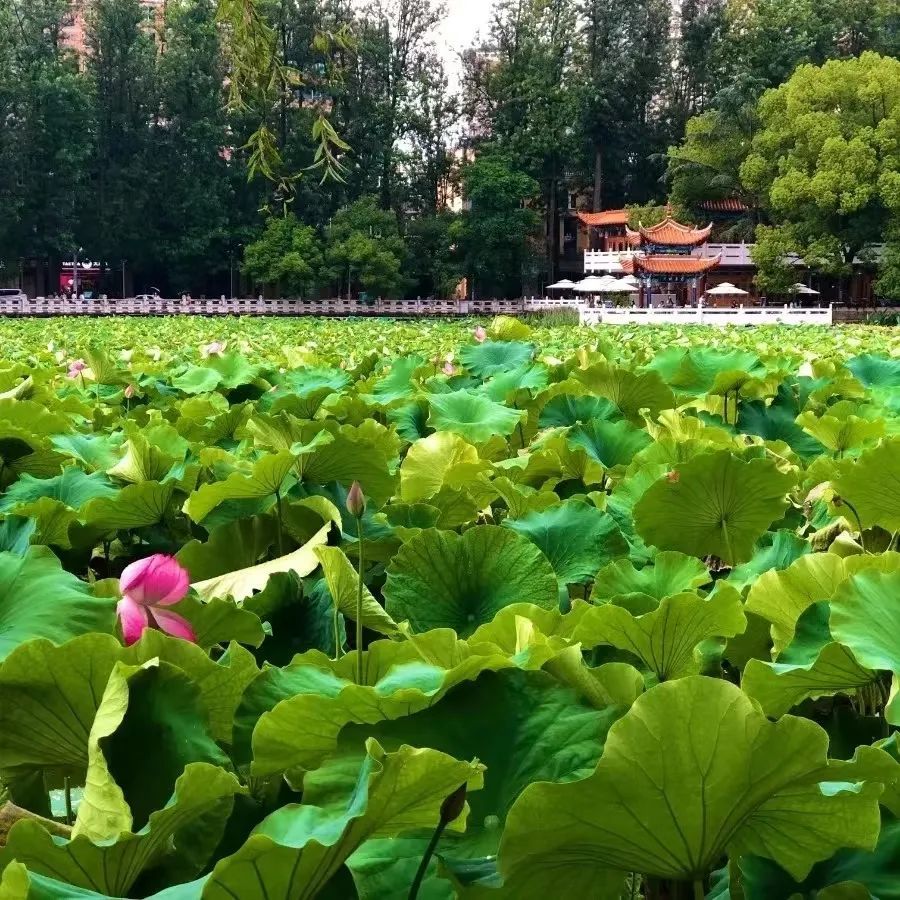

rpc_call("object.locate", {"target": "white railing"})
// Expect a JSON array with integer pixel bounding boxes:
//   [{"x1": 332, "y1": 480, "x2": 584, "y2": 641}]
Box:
[
  {"x1": 579, "y1": 304, "x2": 834, "y2": 326},
  {"x1": 584, "y1": 250, "x2": 636, "y2": 273}
]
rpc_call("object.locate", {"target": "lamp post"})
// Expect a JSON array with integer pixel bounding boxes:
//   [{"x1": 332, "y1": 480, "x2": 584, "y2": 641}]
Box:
[
  {"x1": 121, "y1": 260, "x2": 126, "y2": 299},
  {"x1": 73, "y1": 247, "x2": 83, "y2": 298}
]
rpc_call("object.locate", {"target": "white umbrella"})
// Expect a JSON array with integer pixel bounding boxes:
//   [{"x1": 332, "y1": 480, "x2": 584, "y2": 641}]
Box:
[
  {"x1": 546, "y1": 279, "x2": 577, "y2": 290},
  {"x1": 607, "y1": 277, "x2": 639, "y2": 292},
  {"x1": 619, "y1": 274, "x2": 639, "y2": 286},
  {"x1": 574, "y1": 275, "x2": 619, "y2": 293},
  {"x1": 791, "y1": 283, "x2": 820, "y2": 295},
  {"x1": 704, "y1": 282, "x2": 749, "y2": 296}
]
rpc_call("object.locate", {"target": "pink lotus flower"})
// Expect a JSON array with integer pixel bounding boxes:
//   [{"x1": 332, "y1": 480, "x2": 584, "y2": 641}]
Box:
[
  {"x1": 201, "y1": 340, "x2": 227, "y2": 358},
  {"x1": 67, "y1": 359, "x2": 87, "y2": 379},
  {"x1": 117, "y1": 554, "x2": 194, "y2": 645},
  {"x1": 442, "y1": 361, "x2": 455, "y2": 376},
  {"x1": 474, "y1": 326, "x2": 487, "y2": 343},
  {"x1": 123, "y1": 383, "x2": 135, "y2": 399}
]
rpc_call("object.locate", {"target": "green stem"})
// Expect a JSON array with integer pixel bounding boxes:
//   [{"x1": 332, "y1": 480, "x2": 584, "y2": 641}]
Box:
[
  {"x1": 63, "y1": 776, "x2": 73, "y2": 826},
  {"x1": 723, "y1": 391, "x2": 728, "y2": 425},
  {"x1": 333, "y1": 602, "x2": 342, "y2": 660},
  {"x1": 842, "y1": 498, "x2": 867, "y2": 554},
  {"x1": 356, "y1": 523, "x2": 365, "y2": 684},
  {"x1": 694, "y1": 879, "x2": 705, "y2": 900},
  {"x1": 408, "y1": 819, "x2": 447, "y2": 900},
  {"x1": 274, "y1": 488, "x2": 285, "y2": 557}
]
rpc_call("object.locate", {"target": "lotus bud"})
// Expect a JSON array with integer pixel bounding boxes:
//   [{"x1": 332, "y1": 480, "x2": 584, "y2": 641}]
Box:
[
  {"x1": 666, "y1": 470, "x2": 680, "y2": 484},
  {"x1": 474, "y1": 326, "x2": 487, "y2": 343},
  {"x1": 442, "y1": 361, "x2": 455, "y2": 376},
  {"x1": 346, "y1": 481, "x2": 366, "y2": 518},
  {"x1": 124, "y1": 383, "x2": 135, "y2": 399},
  {"x1": 439, "y1": 784, "x2": 468, "y2": 826}
]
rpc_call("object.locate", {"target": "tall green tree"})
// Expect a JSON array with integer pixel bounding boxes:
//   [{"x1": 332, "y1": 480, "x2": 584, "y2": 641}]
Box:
[
  {"x1": 243, "y1": 213, "x2": 323, "y2": 295},
  {"x1": 741, "y1": 53, "x2": 900, "y2": 299},
  {"x1": 451, "y1": 154, "x2": 540, "y2": 299}
]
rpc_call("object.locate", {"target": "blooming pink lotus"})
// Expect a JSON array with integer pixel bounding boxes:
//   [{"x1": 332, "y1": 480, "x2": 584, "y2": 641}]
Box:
[
  {"x1": 442, "y1": 361, "x2": 455, "y2": 376},
  {"x1": 474, "y1": 326, "x2": 487, "y2": 343},
  {"x1": 67, "y1": 359, "x2": 87, "y2": 379},
  {"x1": 117, "y1": 554, "x2": 194, "y2": 645}
]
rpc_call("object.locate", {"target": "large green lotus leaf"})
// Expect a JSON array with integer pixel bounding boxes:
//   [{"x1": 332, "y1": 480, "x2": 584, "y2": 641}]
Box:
[
  {"x1": 729, "y1": 812, "x2": 900, "y2": 900},
  {"x1": 167, "y1": 595, "x2": 266, "y2": 650},
  {"x1": 176, "y1": 515, "x2": 278, "y2": 581},
  {"x1": 0, "y1": 548, "x2": 115, "y2": 662},
  {"x1": 592, "y1": 551, "x2": 709, "y2": 604},
  {"x1": 313, "y1": 545, "x2": 400, "y2": 637},
  {"x1": 325, "y1": 667, "x2": 624, "y2": 899},
  {"x1": 795, "y1": 409, "x2": 884, "y2": 455},
  {"x1": 739, "y1": 400, "x2": 826, "y2": 460},
  {"x1": 364, "y1": 354, "x2": 426, "y2": 404},
  {"x1": 496, "y1": 676, "x2": 885, "y2": 888},
  {"x1": 183, "y1": 451, "x2": 296, "y2": 523},
  {"x1": 566, "y1": 418, "x2": 651, "y2": 469},
  {"x1": 399, "y1": 431, "x2": 491, "y2": 503},
  {"x1": 480, "y1": 363, "x2": 548, "y2": 403},
  {"x1": 383, "y1": 526, "x2": 558, "y2": 636},
  {"x1": 0, "y1": 632, "x2": 256, "y2": 783},
  {"x1": 50, "y1": 433, "x2": 125, "y2": 472},
  {"x1": 191, "y1": 520, "x2": 333, "y2": 603},
  {"x1": 633, "y1": 450, "x2": 795, "y2": 564},
  {"x1": 76, "y1": 659, "x2": 233, "y2": 842},
  {"x1": 202, "y1": 741, "x2": 482, "y2": 900},
  {"x1": 831, "y1": 571, "x2": 900, "y2": 721},
  {"x1": 648, "y1": 347, "x2": 763, "y2": 395},
  {"x1": 296, "y1": 422, "x2": 397, "y2": 507},
  {"x1": 107, "y1": 434, "x2": 179, "y2": 484},
  {"x1": 80, "y1": 480, "x2": 175, "y2": 532},
  {"x1": 832, "y1": 437, "x2": 900, "y2": 532},
  {"x1": 0, "y1": 764, "x2": 244, "y2": 896},
  {"x1": 9, "y1": 497, "x2": 78, "y2": 548},
  {"x1": 459, "y1": 341, "x2": 534, "y2": 379},
  {"x1": 573, "y1": 361, "x2": 675, "y2": 421},
  {"x1": 537, "y1": 393, "x2": 621, "y2": 429},
  {"x1": 727, "y1": 529, "x2": 811, "y2": 592},
  {"x1": 427, "y1": 391, "x2": 525, "y2": 443},
  {"x1": 743, "y1": 642, "x2": 875, "y2": 718},
  {"x1": 0, "y1": 516, "x2": 35, "y2": 555},
  {"x1": 0, "y1": 468, "x2": 117, "y2": 513},
  {"x1": 173, "y1": 353, "x2": 261, "y2": 395},
  {"x1": 846, "y1": 354, "x2": 900, "y2": 390},
  {"x1": 502, "y1": 500, "x2": 627, "y2": 587},
  {"x1": 564, "y1": 584, "x2": 746, "y2": 680},
  {"x1": 247, "y1": 616, "x2": 576, "y2": 777},
  {"x1": 738, "y1": 554, "x2": 900, "y2": 654}
]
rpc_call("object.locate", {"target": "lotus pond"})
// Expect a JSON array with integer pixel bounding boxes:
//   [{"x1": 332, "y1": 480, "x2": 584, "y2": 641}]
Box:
[{"x1": 0, "y1": 315, "x2": 899, "y2": 899}]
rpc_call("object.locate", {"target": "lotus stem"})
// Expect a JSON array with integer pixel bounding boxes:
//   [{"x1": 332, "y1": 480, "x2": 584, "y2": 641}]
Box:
[
  {"x1": 356, "y1": 530, "x2": 365, "y2": 684},
  {"x1": 408, "y1": 818, "x2": 446, "y2": 900},
  {"x1": 63, "y1": 776, "x2": 73, "y2": 826},
  {"x1": 274, "y1": 488, "x2": 285, "y2": 556},
  {"x1": 333, "y1": 602, "x2": 342, "y2": 660},
  {"x1": 694, "y1": 879, "x2": 705, "y2": 900},
  {"x1": 841, "y1": 498, "x2": 867, "y2": 554}
]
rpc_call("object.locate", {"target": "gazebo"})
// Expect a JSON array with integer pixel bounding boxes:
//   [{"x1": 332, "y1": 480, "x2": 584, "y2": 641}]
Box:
[
  {"x1": 620, "y1": 210, "x2": 720, "y2": 308},
  {"x1": 702, "y1": 282, "x2": 749, "y2": 308}
]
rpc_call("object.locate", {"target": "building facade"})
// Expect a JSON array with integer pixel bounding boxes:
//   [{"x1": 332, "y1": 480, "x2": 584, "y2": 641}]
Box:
[{"x1": 61, "y1": 0, "x2": 167, "y2": 59}]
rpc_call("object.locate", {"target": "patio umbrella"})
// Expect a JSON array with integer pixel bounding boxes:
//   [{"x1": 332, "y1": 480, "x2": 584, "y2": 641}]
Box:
[
  {"x1": 607, "y1": 277, "x2": 639, "y2": 292},
  {"x1": 703, "y1": 282, "x2": 749, "y2": 296},
  {"x1": 574, "y1": 275, "x2": 619, "y2": 292},
  {"x1": 546, "y1": 279, "x2": 577, "y2": 290},
  {"x1": 791, "y1": 283, "x2": 820, "y2": 295}
]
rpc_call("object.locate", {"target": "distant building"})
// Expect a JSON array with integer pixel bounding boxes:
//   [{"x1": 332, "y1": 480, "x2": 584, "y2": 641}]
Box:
[{"x1": 61, "y1": 0, "x2": 167, "y2": 59}]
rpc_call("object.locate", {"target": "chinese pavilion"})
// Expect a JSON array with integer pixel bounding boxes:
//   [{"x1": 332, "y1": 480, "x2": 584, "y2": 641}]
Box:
[{"x1": 620, "y1": 210, "x2": 720, "y2": 307}]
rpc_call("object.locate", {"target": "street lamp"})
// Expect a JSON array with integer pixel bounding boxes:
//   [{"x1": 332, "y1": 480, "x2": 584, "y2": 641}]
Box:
[
  {"x1": 121, "y1": 260, "x2": 126, "y2": 299},
  {"x1": 73, "y1": 246, "x2": 83, "y2": 298}
]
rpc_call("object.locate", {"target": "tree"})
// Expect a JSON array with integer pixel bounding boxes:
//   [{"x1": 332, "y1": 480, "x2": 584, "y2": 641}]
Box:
[
  {"x1": 741, "y1": 53, "x2": 900, "y2": 300},
  {"x1": 451, "y1": 154, "x2": 540, "y2": 299},
  {"x1": 243, "y1": 213, "x2": 323, "y2": 296},
  {"x1": 404, "y1": 213, "x2": 461, "y2": 298},
  {"x1": 324, "y1": 196, "x2": 407, "y2": 297}
]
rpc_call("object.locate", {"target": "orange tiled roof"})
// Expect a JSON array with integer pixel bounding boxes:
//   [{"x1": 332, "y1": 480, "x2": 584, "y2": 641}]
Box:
[
  {"x1": 577, "y1": 209, "x2": 630, "y2": 227},
  {"x1": 626, "y1": 217, "x2": 713, "y2": 247},
  {"x1": 621, "y1": 254, "x2": 721, "y2": 275}
]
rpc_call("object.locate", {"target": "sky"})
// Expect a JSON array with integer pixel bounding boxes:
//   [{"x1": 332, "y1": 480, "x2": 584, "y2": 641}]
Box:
[{"x1": 436, "y1": 0, "x2": 496, "y2": 78}]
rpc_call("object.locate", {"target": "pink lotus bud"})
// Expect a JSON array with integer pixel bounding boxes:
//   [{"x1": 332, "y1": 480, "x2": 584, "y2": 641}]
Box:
[
  {"x1": 474, "y1": 326, "x2": 487, "y2": 343},
  {"x1": 124, "y1": 383, "x2": 135, "y2": 399},
  {"x1": 117, "y1": 554, "x2": 194, "y2": 646},
  {"x1": 442, "y1": 361, "x2": 455, "y2": 376},
  {"x1": 346, "y1": 480, "x2": 366, "y2": 518}
]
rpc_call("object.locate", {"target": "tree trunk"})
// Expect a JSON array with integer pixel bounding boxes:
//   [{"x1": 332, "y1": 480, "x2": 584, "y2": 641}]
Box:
[
  {"x1": 548, "y1": 174, "x2": 559, "y2": 285},
  {"x1": 592, "y1": 145, "x2": 603, "y2": 211}
]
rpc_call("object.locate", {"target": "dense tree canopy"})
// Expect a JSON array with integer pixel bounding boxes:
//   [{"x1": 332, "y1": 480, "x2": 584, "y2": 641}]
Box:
[{"x1": 0, "y1": 0, "x2": 896, "y2": 298}]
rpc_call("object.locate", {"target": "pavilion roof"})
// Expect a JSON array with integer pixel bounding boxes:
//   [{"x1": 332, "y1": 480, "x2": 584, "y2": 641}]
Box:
[
  {"x1": 698, "y1": 198, "x2": 749, "y2": 213},
  {"x1": 626, "y1": 216, "x2": 713, "y2": 247},
  {"x1": 621, "y1": 254, "x2": 721, "y2": 276},
  {"x1": 577, "y1": 209, "x2": 630, "y2": 227}
]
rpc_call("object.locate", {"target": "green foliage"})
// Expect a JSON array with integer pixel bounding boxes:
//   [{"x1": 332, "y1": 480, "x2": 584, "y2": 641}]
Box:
[{"x1": 242, "y1": 214, "x2": 323, "y2": 297}]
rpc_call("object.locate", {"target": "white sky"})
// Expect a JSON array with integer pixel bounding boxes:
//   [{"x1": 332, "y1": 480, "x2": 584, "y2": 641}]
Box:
[{"x1": 436, "y1": 0, "x2": 496, "y2": 79}]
